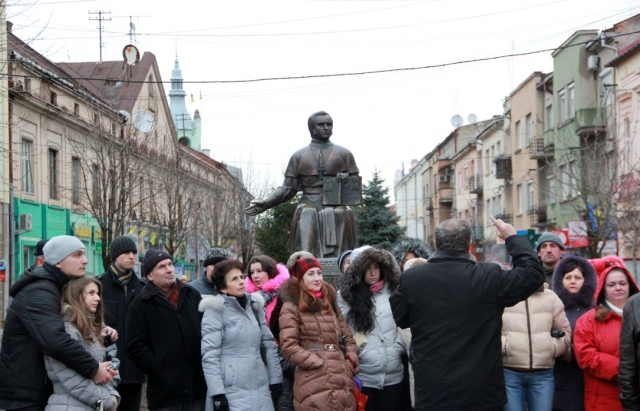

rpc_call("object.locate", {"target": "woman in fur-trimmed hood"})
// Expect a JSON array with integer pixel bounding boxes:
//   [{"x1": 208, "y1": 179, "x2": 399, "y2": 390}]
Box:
[
  {"x1": 551, "y1": 255, "x2": 598, "y2": 411},
  {"x1": 338, "y1": 247, "x2": 406, "y2": 411},
  {"x1": 278, "y1": 257, "x2": 359, "y2": 411},
  {"x1": 390, "y1": 238, "x2": 433, "y2": 271}
]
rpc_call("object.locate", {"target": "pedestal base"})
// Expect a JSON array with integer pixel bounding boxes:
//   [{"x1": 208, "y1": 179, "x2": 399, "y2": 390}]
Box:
[{"x1": 317, "y1": 258, "x2": 341, "y2": 290}]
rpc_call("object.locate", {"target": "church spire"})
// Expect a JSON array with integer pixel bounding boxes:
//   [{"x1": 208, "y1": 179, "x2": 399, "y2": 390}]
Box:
[{"x1": 169, "y1": 56, "x2": 193, "y2": 140}]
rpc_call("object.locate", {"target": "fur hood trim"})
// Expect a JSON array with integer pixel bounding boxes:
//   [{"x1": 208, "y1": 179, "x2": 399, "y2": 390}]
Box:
[
  {"x1": 551, "y1": 255, "x2": 597, "y2": 310},
  {"x1": 245, "y1": 263, "x2": 290, "y2": 294},
  {"x1": 391, "y1": 238, "x2": 433, "y2": 270},
  {"x1": 198, "y1": 292, "x2": 265, "y2": 313},
  {"x1": 279, "y1": 277, "x2": 337, "y2": 313},
  {"x1": 338, "y1": 247, "x2": 400, "y2": 305}
]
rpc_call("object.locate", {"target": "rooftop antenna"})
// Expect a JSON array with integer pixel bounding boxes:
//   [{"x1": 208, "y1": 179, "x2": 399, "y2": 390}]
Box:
[
  {"x1": 89, "y1": 10, "x2": 111, "y2": 62},
  {"x1": 129, "y1": 18, "x2": 136, "y2": 45}
]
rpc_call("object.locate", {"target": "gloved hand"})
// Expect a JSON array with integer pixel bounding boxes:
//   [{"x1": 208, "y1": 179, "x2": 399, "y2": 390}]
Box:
[
  {"x1": 212, "y1": 394, "x2": 229, "y2": 411},
  {"x1": 270, "y1": 383, "x2": 283, "y2": 404},
  {"x1": 345, "y1": 354, "x2": 358, "y2": 368}
]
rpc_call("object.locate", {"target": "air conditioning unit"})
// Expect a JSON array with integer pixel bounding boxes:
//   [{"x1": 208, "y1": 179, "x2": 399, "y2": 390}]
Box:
[
  {"x1": 19, "y1": 214, "x2": 33, "y2": 232},
  {"x1": 439, "y1": 175, "x2": 449, "y2": 183},
  {"x1": 587, "y1": 55, "x2": 600, "y2": 72}
]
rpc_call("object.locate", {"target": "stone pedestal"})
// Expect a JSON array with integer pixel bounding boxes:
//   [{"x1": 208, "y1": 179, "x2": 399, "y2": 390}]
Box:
[{"x1": 318, "y1": 258, "x2": 341, "y2": 290}]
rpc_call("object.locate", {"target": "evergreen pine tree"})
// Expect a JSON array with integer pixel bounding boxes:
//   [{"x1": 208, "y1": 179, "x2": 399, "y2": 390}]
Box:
[
  {"x1": 355, "y1": 171, "x2": 405, "y2": 250},
  {"x1": 254, "y1": 194, "x2": 300, "y2": 264}
]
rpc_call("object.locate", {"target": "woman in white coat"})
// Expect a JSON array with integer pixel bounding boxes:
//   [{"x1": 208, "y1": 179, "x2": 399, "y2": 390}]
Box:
[
  {"x1": 200, "y1": 259, "x2": 283, "y2": 411},
  {"x1": 338, "y1": 247, "x2": 406, "y2": 411}
]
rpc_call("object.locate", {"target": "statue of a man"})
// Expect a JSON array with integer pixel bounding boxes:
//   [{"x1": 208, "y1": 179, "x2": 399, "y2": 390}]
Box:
[{"x1": 245, "y1": 111, "x2": 360, "y2": 258}]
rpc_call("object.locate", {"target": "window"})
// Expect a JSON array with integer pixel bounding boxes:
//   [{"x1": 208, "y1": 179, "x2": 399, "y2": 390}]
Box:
[
  {"x1": 24, "y1": 78, "x2": 31, "y2": 93},
  {"x1": 486, "y1": 198, "x2": 492, "y2": 224},
  {"x1": 48, "y1": 149, "x2": 58, "y2": 199},
  {"x1": 457, "y1": 170, "x2": 462, "y2": 192},
  {"x1": 50, "y1": 91, "x2": 57, "y2": 106},
  {"x1": 22, "y1": 139, "x2": 34, "y2": 193},
  {"x1": 547, "y1": 176, "x2": 556, "y2": 204},
  {"x1": 74, "y1": 103, "x2": 79, "y2": 116},
  {"x1": 545, "y1": 104, "x2": 553, "y2": 130},
  {"x1": 92, "y1": 164, "x2": 101, "y2": 206},
  {"x1": 568, "y1": 84, "x2": 575, "y2": 119},
  {"x1": 525, "y1": 114, "x2": 532, "y2": 146},
  {"x1": 516, "y1": 120, "x2": 523, "y2": 149},
  {"x1": 111, "y1": 122, "x2": 118, "y2": 136},
  {"x1": 559, "y1": 89, "x2": 567, "y2": 123},
  {"x1": 463, "y1": 165, "x2": 468, "y2": 189},
  {"x1": 569, "y1": 161, "x2": 577, "y2": 198},
  {"x1": 559, "y1": 164, "x2": 567, "y2": 200},
  {"x1": 517, "y1": 184, "x2": 524, "y2": 214},
  {"x1": 72, "y1": 157, "x2": 81, "y2": 204},
  {"x1": 485, "y1": 148, "x2": 490, "y2": 174},
  {"x1": 93, "y1": 113, "x2": 100, "y2": 126},
  {"x1": 490, "y1": 145, "x2": 496, "y2": 175},
  {"x1": 528, "y1": 181, "x2": 534, "y2": 212}
]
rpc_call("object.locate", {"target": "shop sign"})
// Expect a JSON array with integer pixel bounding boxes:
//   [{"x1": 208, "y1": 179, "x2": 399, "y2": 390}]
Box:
[
  {"x1": 568, "y1": 221, "x2": 588, "y2": 248},
  {"x1": 75, "y1": 225, "x2": 92, "y2": 239},
  {"x1": 94, "y1": 227, "x2": 103, "y2": 243}
]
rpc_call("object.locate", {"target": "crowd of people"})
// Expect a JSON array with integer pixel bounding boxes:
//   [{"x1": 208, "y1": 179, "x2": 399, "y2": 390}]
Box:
[{"x1": 2, "y1": 218, "x2": 640, "y2": 411}]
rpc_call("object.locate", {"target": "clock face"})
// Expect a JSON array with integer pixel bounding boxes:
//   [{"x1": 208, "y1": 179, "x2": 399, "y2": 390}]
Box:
[{"x1": 132, "y1": 111, "x2": 156, "y2": 133}]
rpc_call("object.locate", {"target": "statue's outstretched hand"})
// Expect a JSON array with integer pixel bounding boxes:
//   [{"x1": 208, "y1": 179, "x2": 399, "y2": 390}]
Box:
[
  {"x1": 489, "y1": 215, "x2": 517, "y2": 240},
  {"x1": 245, "y1": 200, "x2": 268, "y2": 216}
]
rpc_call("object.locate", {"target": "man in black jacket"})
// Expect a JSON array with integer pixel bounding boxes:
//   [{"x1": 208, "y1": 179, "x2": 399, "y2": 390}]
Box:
[
  {"x1": 126, "y1": 249, "x2": 207, "y2": 411},
  {"x1": 390, "y1": 217, "x2": 545, "y2": 411},
  {"x1": 619, "y1": 292, "x2": 640, "y2": 410},
  {"x1": 0, "y1": 235, "x2": 117, "y2": 411},
  {"x1": 99, "y1": 235, "x2": 146, "y2": 411}
]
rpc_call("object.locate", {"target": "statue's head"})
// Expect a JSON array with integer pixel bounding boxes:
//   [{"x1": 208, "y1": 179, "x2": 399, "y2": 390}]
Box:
[{"x1": 308, "y1": 111, "x2": 333, "y2": 141}]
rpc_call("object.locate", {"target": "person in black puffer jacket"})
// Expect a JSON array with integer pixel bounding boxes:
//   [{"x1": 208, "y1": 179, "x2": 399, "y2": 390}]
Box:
[
  {"x1": 99, "y1": 235, "x2": 146, "y2": 411},
  {"x1": 0, "y1": 236, "x2": 114, "y2": 411}
]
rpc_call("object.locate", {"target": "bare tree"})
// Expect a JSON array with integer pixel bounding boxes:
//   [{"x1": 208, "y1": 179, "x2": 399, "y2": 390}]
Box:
[{"x1": 65, "y1": 96, "x2": 157, "y2": 270}]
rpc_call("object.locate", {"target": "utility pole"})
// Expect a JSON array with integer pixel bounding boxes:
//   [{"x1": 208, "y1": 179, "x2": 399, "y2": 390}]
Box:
[{"x1": 89, "y1": 10, "x2": 111, "y2": 62}]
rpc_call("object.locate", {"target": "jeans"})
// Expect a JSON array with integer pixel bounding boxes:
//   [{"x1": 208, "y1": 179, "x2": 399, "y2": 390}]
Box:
[{"x1": 503, "y1": 368, "x2": 554, "y2": 411}]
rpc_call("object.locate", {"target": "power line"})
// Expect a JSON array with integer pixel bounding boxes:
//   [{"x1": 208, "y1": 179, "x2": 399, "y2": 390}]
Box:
[{"x1": 8, "y1": 28, "x2": 634, "y2": 85}]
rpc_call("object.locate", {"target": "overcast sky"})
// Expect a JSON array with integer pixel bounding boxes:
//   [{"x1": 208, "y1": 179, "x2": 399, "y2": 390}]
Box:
[{"x1": 8, "y1": 0, "x2": 639, "y2": 201}]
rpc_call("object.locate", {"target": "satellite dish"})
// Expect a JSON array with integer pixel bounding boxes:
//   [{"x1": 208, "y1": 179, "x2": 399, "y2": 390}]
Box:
[
  {"x1": 468, "y1": 113, "x2": 478, "y2": 124},
  {"x1": 450, "y1": 115, "x2": 463, "y2": 128},
  {"x1": 132, "y1": 111, "x2": 156, "y2": 133},
  {"x1": 122, "y1": 44, "x2": 140, "y2": 66},
  {"x1": 118, "y1": 110, "x2": 131, "y2": 120}
]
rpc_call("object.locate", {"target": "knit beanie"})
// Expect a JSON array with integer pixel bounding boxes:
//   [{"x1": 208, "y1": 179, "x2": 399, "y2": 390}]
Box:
[
  {"x1": 35, "y1": 239, "x2": 49, "y2": 256},
  {"x1": 43, "y1": 236, "x2": 86, "y2": 265},
  {"x1": 109, "y1": 235, "x2": 138, "y2": 261},
  {"x1": 142, "y1": 249, "x2": 173, "y2": 277},
  {"x1": 337, "y1": 250, "x2": 352, "y2": 273},
  {"x1": 291, "y1": 257, "x2": 322, "y2": 280},
  {"x1": 203, "y1": 246, "x2": 231, "y2": 267},
  {"x1": 536, "y1": 232, "x2": 565, "y2": 251}
]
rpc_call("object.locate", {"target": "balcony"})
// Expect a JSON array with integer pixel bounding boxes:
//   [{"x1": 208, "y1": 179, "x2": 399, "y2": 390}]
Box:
[
  {"x1": 529, "y1": 206, "x2": 550, "y2": 227},
  {"x1": 494, "y1": 155, "x2": 512, "y2": 179},
  {"x1": 575, "y1": 107, "x2": 606, "y2": 135},
  {"x1": 425, "y1": 197, "x2": 434, "y2": 210},
  {"x1": 494, "y1": 213, "x2": 513, "y2": 224},
  {"x1": 438, "y1": 188, "x2": 454, "y2": 203},
  {"x1": 529, "y1": 136, "x2": 553, "y2": 160},
  {"x1": 469, "y1": 175, "x2": 483, "y2": 194},
  {"x1": 472, "y1": 225, "x2": 484, "y2": 241}
]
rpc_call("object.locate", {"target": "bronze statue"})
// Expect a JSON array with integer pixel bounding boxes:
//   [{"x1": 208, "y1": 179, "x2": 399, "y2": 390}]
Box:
[{"x1": 245, "y1": 111, "x2": 361, "y2": 258}]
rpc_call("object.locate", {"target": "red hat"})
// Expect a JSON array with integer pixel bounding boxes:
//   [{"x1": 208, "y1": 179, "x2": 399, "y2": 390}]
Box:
[{"x1": 290, "y1": 257, "x2": 322, "y2": 280}]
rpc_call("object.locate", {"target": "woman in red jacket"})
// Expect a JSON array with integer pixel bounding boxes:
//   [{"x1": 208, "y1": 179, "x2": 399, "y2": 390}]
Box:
[{"x1": 574, "y1": 262, "x2": 639, "y2": 411}]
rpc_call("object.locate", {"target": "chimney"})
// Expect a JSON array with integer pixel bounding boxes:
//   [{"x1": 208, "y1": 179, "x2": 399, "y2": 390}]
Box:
[{"x1": 7, "y1": 21, "x2": 12, "y2": 33}]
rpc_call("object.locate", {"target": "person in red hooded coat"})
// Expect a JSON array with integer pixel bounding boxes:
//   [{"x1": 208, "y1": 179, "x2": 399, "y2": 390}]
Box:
[{"x1": 574, "y1": 260, "x2": 639, "y2": 411}]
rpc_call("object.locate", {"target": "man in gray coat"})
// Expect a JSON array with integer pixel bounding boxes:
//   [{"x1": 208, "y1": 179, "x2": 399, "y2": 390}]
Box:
[{"x1": 189, "y1": 246, "x2": 230, "y2": 297}]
